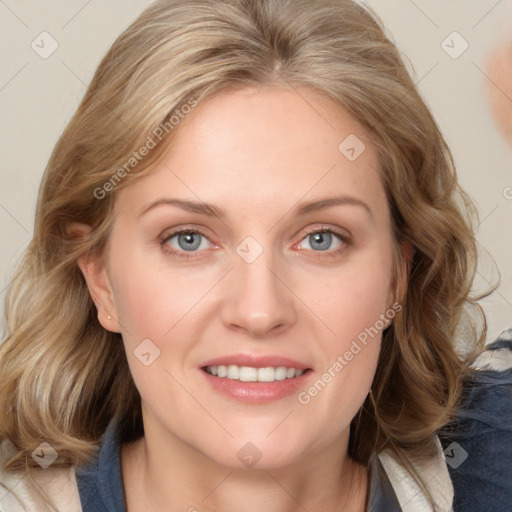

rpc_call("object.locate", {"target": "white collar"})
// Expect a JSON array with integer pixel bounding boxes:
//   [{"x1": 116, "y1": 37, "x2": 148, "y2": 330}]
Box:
[{"x1": 378, "y1": 435, "x2": 454, "y2": 512}]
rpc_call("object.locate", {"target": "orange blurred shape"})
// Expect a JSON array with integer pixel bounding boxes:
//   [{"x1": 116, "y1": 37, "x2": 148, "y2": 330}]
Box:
[{"x1": 484, "y1": 39, "x2": 512, "y2": 146}]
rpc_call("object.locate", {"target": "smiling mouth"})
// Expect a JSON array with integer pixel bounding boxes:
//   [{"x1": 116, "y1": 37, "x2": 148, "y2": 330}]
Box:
[{"x1": 202, "y1": 365, "x2": 311, "y2": 383}]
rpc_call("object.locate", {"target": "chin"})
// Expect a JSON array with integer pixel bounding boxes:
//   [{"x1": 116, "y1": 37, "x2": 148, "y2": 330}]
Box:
[{"x1": 202, "y1": 431, "x2": 314, "y2": 471}]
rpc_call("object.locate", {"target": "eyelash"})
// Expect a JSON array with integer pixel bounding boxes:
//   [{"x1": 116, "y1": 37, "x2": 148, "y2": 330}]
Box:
[{"x1": 158, "y1": 225, "x2": 352, "y2": 261}]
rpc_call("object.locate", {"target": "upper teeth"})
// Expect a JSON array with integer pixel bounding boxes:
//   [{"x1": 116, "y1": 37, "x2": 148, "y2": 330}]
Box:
[{"x1": 206, "y1": 365, "x2": 306, "y2": 382}]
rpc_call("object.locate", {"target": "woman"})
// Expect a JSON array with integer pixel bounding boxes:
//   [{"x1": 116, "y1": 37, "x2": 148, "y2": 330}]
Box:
[{"x1": 0, "y1": 0, "x2": 510, "y2": 511}]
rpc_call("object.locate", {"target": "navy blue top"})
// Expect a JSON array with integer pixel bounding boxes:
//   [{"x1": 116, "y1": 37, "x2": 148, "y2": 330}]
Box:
[
  {"x1": 75, "y1": 334, "x2": 512, "y2": 512},
  {"x1": 75, "y1": 417, "x2": 126, "y2": 512},
  {"x1": 438, "y1": 335, "x2": 512, "y2": 512},
  {"x1": 75, "y1": 419, "x2": 402, "y2": 511}
]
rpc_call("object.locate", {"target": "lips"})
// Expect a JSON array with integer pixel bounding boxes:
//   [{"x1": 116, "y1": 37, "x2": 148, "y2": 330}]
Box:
[
  {"x1": 200, "y1": 354, "x2": 311, "y2": 370},
  {"x1": 199, "y1": 353, "x2": 313, "y2": 403}
]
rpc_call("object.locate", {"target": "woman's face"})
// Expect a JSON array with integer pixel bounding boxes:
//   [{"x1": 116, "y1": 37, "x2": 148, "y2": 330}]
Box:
[{"x1": 92, "y1": 85, "x2": 397, "y2": 469}]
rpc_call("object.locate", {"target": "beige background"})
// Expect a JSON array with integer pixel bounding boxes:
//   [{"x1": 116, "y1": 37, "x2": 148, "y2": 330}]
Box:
[{"x1": 0, "y1": 0, "x2": 511, "y2": 342}]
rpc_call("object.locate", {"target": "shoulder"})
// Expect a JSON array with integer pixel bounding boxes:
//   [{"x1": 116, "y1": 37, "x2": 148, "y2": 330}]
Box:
[
  {"x1": 377, "y1": 329, "x2": 512, "y2": 512},
  {"x1": 0, "y1": 438, "x2": 82, "y2": 512},
  {"x1": 378, "y1": 435, "x2": 454, "y2": 512},
  {"x1": 458, "y1": 329, "x2": 512, "y2": 427},
  {"x1": 471, "y1": 328, "x2": 512, "y2": 373},
  {"x1": 439, "y1": 328, "x2": 512, "y2": 512}
]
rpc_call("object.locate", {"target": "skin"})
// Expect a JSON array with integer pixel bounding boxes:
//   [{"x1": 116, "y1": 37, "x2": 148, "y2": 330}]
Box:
[
  {"x1": 76, "y1": 84, "x2": 402, "y2": 512},
  {"x1": 484, "y1": 38, "x2": 512, "y2": 146}
]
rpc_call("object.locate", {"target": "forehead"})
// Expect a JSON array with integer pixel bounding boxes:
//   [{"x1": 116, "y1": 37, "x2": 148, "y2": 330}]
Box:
[{"x1": 115, "y1": 84, "x2": 388, "y2": 223}]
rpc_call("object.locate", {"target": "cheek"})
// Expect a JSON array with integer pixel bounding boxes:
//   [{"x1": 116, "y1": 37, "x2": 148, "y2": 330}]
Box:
[
  {"x1": 111, "y1": 265, "x2": 172, "y2": 338},
  {"x1": 108, "y1": 239, "x2": 206, "y2": 338},
  {"x1": 295, "y1": 243, "x2": 394, "y2": 419},
  {"x1": 310, "y1": 245, "x2": 395, "y2": 342}
]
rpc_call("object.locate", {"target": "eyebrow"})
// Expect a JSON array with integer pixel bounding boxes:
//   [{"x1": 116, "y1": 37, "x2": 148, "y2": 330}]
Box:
[{"x1": 138, "y1": 195, "x2": 373, "y2": 219}]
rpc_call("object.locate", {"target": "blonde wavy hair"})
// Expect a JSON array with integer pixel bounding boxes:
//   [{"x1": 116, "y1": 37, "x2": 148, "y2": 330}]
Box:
[{"x1": 0, "y1": 0, "x2": 487, "y2": 509}]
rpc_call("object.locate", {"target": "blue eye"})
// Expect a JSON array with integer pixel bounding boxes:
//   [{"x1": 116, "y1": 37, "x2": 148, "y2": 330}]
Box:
[
  {"x1": 300, "y1": 230, "x2": 342, "y2": 252},
  {"x1": 160, "y1": 229, "x2": 211, "y2": 258},
  {"x1": 173, "y1": 231, "x2": 203, "y2": 251},
  {"x1": 293, "y1": 227, "x2": 350, "y2": 260},
  {"x1": 159, "y1": 226, "x2": 351, "y2": 260}
]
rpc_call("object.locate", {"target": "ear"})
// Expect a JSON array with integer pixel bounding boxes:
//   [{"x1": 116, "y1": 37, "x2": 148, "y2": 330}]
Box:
[{"x1": 68, "y1": 222, "x2": 121, "y2": 333}]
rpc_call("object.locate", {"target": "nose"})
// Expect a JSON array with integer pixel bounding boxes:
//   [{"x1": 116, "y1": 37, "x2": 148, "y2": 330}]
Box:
[{"x1": 220, "y1": 248, "x2": 297, "y2": 338}]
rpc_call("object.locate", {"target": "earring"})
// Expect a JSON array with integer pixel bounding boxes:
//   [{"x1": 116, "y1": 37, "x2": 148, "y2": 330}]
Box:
[{"x1": 107, "y1": 315, "x2": 112, "y2": 320}]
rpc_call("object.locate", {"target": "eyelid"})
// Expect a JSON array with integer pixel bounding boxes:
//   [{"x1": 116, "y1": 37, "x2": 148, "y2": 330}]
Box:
[
  {"x1": 158, "y1": 227, "x2": 217, "y2": 260},
  {"x1": 159, "y1": 223, "x2": 352, "y2": 259},
  {"x1": 296, "y1": 224, "x2": 352, "y2": 242},
  {"x1": 159, "y1": 226, "x2": 218, "y2": 249},
  {"x1": 292, "y1": 225, "x2": 352, "y2": 257}
]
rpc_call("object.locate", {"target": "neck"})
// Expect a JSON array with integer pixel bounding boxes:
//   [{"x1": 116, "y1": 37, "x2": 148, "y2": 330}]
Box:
[{"x1": 121, "y1": 421, "x2": 368, "y2": 512}]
